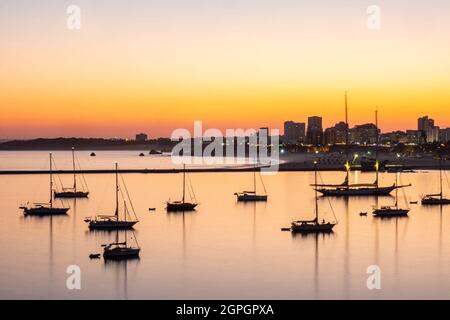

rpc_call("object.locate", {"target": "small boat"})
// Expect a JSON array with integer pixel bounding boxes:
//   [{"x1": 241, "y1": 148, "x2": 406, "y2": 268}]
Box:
[
  {"x1": 359, "y1": 212, "x2": 368, "y2": 216},
  {"x1": 373, "y1": 206, "x2": 409, "y2": 217},
  {"x1": 86, "y1": 163, "x2": 138, "y2": 229},
  {"x1": 103, "y1": 242, "x2": 140, "y2": 260},
  {"x1": 54, "y1": 148, "x2": 89, "y2": 198},
  {"x1": 90, "y1": 152, "x2": 96, "y2": 157},
  {"x1": 89, "y1": 253, "x2": 101, "y2": 259},
  {"x1": 148, "y1": 207, "x2": 156, "y2": 211},
  {"x1": 149, "y1": 149, "x2": 163, "y2": 155},
  {"x1": 409, "y1": 201, "x2": 418, "y2": 204},
  {"x1": 166, "y1": 164, "x2": 198, "y2": 212},
  {"x1": 421, "y1": 157, "x2": 450, "y2": 205},
  {"x1": 21, "y1": 203, "x2": 69, "y2": 215},
  {"x1": 373, "y1": 173, "x2": 410, "y2": 217},
  {"x1": 103, "y1": 229, "x2": 140, "y2": 260},
  {"x1": 234, "y1": 160, "x2": 268, "y2": 202},
  {"x1": 20, "y1": 153, "x2": 70, "y2": 216},
  {"x1": 422, "y1": 197, "x2": 450, "y2": 205},
  {"x1": 291, "y1": 162, "x2": 337, "y2": 233}
]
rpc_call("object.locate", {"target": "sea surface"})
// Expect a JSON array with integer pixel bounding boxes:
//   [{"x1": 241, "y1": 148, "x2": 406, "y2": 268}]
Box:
[{"x1": 1, "y1": 151, "x2": 450, "y2": 299}]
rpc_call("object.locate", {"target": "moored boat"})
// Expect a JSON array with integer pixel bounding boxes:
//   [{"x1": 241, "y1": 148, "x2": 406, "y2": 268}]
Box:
[{"x1": 20, "y1": 153, "x2": 70, "y2": 216}]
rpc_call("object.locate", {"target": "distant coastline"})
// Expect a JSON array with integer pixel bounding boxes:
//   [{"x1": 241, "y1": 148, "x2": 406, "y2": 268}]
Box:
[{"x1": 0, "y1": 137, "x2": 176, "y2": 151}]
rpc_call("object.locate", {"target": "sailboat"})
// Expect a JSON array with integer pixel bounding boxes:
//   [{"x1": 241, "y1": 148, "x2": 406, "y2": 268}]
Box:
[
  {"x1": 166, "y1": 164, "x2": 198, "y2": 211},
  {"x1": 54, "y1": 147, "x2": 89, "y2": 198},
  {"x1": 291, "y1": 162, "x2": 337, "y2": 233},
  {"x1": 20, "y1": 153, "x2": 70, "y2": 215},
  {"x1": 314, "y1": 100, "x2": 409, "y2": 196},
  {"x1": 85, "y1": 163, "x2": 138, "y2": 229},
  {"x1": 373, "y1": 173, "x2": 410, "y2": 217},
  {"x1": 234, "y1": 160, "x2": 268, "y2": 202},
  {"x1": 102, "y1": 202, "x2": 140, "y2": 260},
  {"x1": 422, "y1": 156, "x2": 450, "y2": 205}
]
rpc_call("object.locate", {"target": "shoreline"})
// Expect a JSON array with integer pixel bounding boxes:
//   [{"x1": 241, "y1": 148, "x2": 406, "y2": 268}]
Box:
[{"x1": 1, "y1": 163, "x2": 449, "y2": 175}]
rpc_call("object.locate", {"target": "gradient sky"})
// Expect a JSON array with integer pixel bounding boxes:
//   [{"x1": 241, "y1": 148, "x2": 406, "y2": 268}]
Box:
[{"x1": 1, "y1": 0, "x2": 450, "y2": 138}]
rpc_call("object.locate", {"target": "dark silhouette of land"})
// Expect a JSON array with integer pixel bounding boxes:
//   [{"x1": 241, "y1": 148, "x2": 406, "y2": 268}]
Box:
[{"x1": 0, "y1": 138, "x2": 176, "y2": 151}]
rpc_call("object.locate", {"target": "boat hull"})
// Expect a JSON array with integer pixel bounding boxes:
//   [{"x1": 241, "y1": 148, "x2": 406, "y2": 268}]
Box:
[
  {"x1": 166, "y1": 202, "x2": 197, "y2": 212},
  {"x1": 54, "y1": 191, "x2": 89, "y2": 198},
  {"x1": 317, "y1": 185, "x2": 396, "y2": 196},
  {"x1": 421, "y1": 197, "x2": 450, "y2": 205},
  {"x1": 291, "y1": 222, "x2": 336, "y2": 233},
  {"x1": 22, "y1": 207, "x2": 69, "y2": 216},
  {"x1": 103, "y1": 248, "x2": 140, "y2": 260},
  {"x1": 236, "y1": 194, "x2": 268, "y2": 202},
  {"x1": 373, "y1": 208, "x2": 409, "y2": 217},
  {"x1": 88, "y1": 220, "x2": 137, "y2": 230}
]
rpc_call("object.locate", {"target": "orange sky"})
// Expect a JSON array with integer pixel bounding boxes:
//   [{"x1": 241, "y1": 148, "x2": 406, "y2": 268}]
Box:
[{"x1": 1, "y1": 1, "x2": 450, "y2": 138}]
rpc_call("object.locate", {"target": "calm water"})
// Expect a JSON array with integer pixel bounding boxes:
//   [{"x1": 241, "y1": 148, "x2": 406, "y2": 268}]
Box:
[{"x1": 1, "y1": 152, "x2": 450, "y2": 299}]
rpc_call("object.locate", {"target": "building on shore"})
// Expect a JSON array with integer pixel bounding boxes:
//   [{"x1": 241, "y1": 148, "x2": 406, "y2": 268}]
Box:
[
  {"x1": 135, "y1": 133, "x2": 148, "y2": 142},
  {"x1": 306, "y1": 116, "x2": 323, "y2": 145},
  {"x1": 283, "y1": 121, "x2": 305, "y2": 144},
  {"x1": 440, "y1": 128, "x2": 450, "y2": 143},
  {"x1": 349, "y1": 123, "x2": 379, "y2": 145},
  {"x1": 324, "y1": 121, "x2": 348, "y2": 145}
]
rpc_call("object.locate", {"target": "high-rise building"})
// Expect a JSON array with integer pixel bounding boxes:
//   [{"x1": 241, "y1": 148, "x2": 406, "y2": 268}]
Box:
[
  {"x1": 440, "y1": 128, "x2": 450, "y2": 143},
  {"x1": 306, "y1": 116, "x2": 323, "y2": 145},
  {"x1": 324, "y1": 121, "x2": 348, "y2": 145},
  {"x1": 418, "y1": 116, "x2": 443, "y2": 143},
  {"x1": 350, "y1": 123, "x2": 379, "y2": 145},
  {"x1": 283, "y1": 121, "x2": 305, "y2": 144},
  {"x1": 426, "y1": 126, "x2": 440, "y2": 143},
  {"x1": 418, "y1": 116, "x2": 434, "y2": 132},
  {"x1": 135, "y1": 133, "x2": 148, "y2": 142}
]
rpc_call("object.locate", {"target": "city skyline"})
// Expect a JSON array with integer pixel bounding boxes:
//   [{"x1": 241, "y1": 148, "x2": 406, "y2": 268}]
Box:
[{"x1": 2, "y1": 1, "x2": 450, "y2": 138}]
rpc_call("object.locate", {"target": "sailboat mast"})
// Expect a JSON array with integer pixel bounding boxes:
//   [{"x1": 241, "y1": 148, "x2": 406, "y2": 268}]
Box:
[
  {"x1": 395, "y1": 173, "x2": 399, "y2": 209},
  {"x1": 253, "y1": 159, "x2": 256, "y2": 193},
  {"x1": 345, "y1": 91, "x2": 350, "y2": 187},
  {"x1": 72, "y1": 147, "x2": 76, "y2": 192},
  {"x1": 50, "y1": 153, "x2": 53, "y2": 208},
  {"x1": 124, "y1": 200, "x2": 127, "y2": 246},
  {"x1": 375, "y1": 109, "x2": 379, "y2": 187},
  {"x1": 182, "y1": 163, "x2": 186, "y2": 203},
  {"x1": 440, "y1": 156, "x2": 443, "y2": 200},
  {"x1": 115, "y1": 162, "x2": 119, "y2": 217},
  {"x1": 314, "y1": 162, "x2": 319, "y2": 221}
]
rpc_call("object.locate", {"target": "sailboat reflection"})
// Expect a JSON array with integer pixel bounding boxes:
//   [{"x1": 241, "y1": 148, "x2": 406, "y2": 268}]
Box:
[
  {"x1": 291, "y1": 231, "x2": 334, "y2": 298},
  {"x1": 104, "y1": 256, "x2": 140, "y2": 299}
]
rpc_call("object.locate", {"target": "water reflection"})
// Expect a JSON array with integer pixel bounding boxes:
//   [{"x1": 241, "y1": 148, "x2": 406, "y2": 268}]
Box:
[
  {"x1": 3, "y1": 170, "x2": 450, "y2": 299},
  {"x1": 291, "y1": 231, "x2": 335, "y2": 299},
  {"x1": 104, "y1": 258, "x2": 140, "y2": 300}
]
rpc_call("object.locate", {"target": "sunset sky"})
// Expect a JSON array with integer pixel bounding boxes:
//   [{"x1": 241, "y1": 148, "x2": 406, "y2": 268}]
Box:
[{"x1": 1, "y1": 0, "x2": 450, "y2": 138}]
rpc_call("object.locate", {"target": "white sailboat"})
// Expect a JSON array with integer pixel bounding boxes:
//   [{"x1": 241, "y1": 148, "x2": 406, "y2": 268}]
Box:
[{"x1": 20, "y1": 153, "x2": 70, "y2": 215}]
